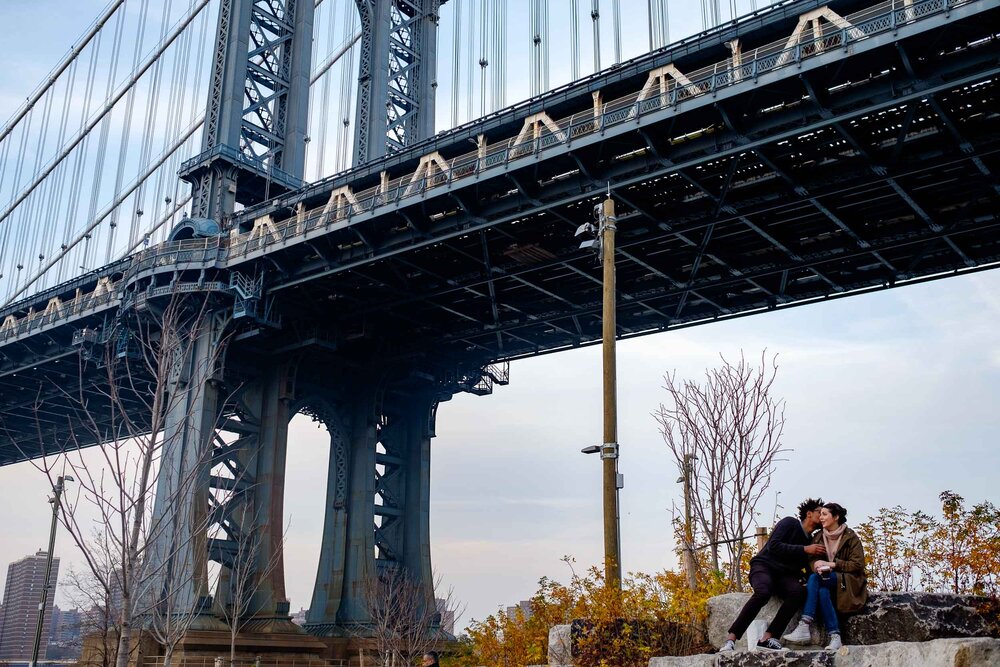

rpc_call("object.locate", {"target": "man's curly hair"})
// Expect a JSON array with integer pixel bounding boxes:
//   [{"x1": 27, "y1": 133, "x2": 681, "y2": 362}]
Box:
[{"x1": 797, "y1": 497, "x2": 825, "y2": 520}]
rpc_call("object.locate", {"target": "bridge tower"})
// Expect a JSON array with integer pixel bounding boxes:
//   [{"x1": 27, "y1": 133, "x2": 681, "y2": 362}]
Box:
[
  {"x1": 146, "y1": 0, "x2": 449, "y2": 656},
  {"x1": 178, "y1": 0, "x2": 315, "y2": 224},
  {"x1": 353, "y1": 0, "x2": 442, "y2": 165}
]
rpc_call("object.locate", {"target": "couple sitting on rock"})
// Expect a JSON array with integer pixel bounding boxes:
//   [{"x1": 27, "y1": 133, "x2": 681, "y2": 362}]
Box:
[{"x1": 720, "y1": 498, "x2": 868, "y2": 653}]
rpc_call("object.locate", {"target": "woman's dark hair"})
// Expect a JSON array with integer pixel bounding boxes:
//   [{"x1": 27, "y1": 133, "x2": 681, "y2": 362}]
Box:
[
  {"x1": 797, "y1": 498, "x2": 824, "y2": 520},
  {"x1": 424, "y1": 652, "x2": 440, "y2": 663},
  {"x1": 824, "y1": 502, "x2": 848, "y2": 525}
]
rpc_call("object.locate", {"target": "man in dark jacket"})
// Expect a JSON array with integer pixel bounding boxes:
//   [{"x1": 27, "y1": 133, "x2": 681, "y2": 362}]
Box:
[{"x1": 720, "y1": 498, "x2": 826, "y2": 652}]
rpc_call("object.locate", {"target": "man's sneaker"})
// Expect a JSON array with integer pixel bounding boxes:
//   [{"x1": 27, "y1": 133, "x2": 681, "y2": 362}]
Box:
[
  {"x1": 825, "y1": 633, "x2": 842, "y2": 651},
  {"x1": 719, "y1": 639, "x2": 736, "y2": 652},
  {"x1": 756, "y1": 638, "x2": 787, "y2": 651},
  {"x1": 782, "y1": 620, "x2": 812, "y2": 645}
]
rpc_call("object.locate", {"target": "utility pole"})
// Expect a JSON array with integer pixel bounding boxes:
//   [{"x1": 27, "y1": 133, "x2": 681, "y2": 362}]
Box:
[
  {"x1": 681, "y1": 454, "x2": 697, "y2": 589},
  {"x1": 576, "y1": 193, "x2": 622, "y2": 590},
  {"x1": 600, "y1": 196, "x2": 622, "y2": 589},
  {"x1": 30, "y1": 474, "x2": 72, "y2": 667}
]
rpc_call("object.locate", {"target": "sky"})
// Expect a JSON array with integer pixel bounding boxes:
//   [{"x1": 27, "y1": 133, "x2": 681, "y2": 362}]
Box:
[{"x1": 1, "y1": 0, "x2": 998, "y2": 633}]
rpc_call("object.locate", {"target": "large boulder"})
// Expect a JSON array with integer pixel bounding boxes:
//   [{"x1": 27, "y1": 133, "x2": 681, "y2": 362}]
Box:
[
  {"x1": 706, "y1": 592, "x2": 999, "y2": 649},
  {"x1": 548, "y1": 624, "x2": 572, "y2": 666},
  {"x1": 706, "y1": 594, "x2": 803, "y2": 650},
  {"x1": 843, "y1": 592, "x2": 999, "y2": 645},
  {"x1": 547, "y1": 619, "x2": 708, "y2": 666},
  {"x1": 647, "y1": 638, "x2": 1000, "y2": 666}
]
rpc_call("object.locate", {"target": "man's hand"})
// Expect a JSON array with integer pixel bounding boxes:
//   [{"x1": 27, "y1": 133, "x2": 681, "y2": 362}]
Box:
[{"x1": 804, "y1": 544, "x2": 827, "y2": 556}]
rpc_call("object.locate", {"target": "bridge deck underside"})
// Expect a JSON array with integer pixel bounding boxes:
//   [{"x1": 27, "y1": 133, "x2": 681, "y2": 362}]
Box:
[{"x1": 268, "y1": 13, "x2": 1000, "y2": 362}]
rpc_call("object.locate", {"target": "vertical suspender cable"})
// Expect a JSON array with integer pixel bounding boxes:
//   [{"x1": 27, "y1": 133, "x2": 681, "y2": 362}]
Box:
[
  {"x1": 97, "y1": 3, "x2": 129, "y2": 264},
  {"x1": 649, "y1": 0, "x2": 670, "y2": 50},
  {"x1": 571, "y1": 0, "x2": 581, "y2": 81},
  {"x1": 0, "y1": 115, "x2": 32, "y2": 282},
  {"x1": 479, "y1": 0, "x2": 488, "y2": 116},
  {"x1": 612, "y1": 0, "x2": 621, "y2": 65},
  {"x1": 591, "y1": 0, "x2": 601, "y2": 73},
  {"x1": 542, "y1": 0, "x2": 549, "y2": 92},
  {"x1": 529, "y1": 0, "x2": 537, "y2": 96},
  {"x1": 451, "y1": 0, "x2": 462, "y2": 127},
  {"x1": 500, "y1": 0, "x2": 507, "y2": 107},
  {"x1": 39, "y1": 46, "x2": 87, "y2": 287},
  {"x1": 466, "y1": 0, "x2": 475, "y2": 122},
  {"x1": 647, "y1": 0, "x2": 654, "y2": 52},
  {"x1": 147, "y1": 0, "x2": 190, "y2": 252},
  {"x1": 496, "y1": 0, "x2": 504, "y2": 109},
  {"x1": 316, "y1": 0, "x2": 337, "y2": 177},
  {"x1": 338, "y1": 1, "x2": 358, "y2": 173},
  {"x1": 17, "y1": 93, "x2": 55, "y2": 294}
]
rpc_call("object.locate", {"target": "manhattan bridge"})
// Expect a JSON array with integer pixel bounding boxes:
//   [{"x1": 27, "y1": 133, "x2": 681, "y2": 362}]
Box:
[{"x1": 0, "y1": 0, "x2": 997, "y2": 661}]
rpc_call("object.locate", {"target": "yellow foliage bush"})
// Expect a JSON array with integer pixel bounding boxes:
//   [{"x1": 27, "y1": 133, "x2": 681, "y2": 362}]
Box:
[{"x1": 457, "y1": 558, "x2": 731, "y2": 667}]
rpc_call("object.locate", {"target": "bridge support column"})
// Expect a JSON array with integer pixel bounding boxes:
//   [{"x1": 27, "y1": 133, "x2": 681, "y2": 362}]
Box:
[
  {"x1": 303, "y1": 377, "x2": 441, "y2": 636},
  {"x1": 145, "y1": 313, "x2": 227, "y2": 625},
  {"x1": 207, "y1": 362, "x2": 300, "y2": 627}
]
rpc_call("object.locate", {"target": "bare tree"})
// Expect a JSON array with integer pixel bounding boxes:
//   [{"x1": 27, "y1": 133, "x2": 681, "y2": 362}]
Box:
[
  {"x1": 140, "y1": 497, "x2": 222, "y2": 667},
  {"x1": 13, "y1": 292, "x2": 230, "y2": 667},
  {"x1": 653, "y1": 351, "x2": 787, "y2": 590},
  {"x1": 362, "y1": 568, "x2": 464, "y2": 667},
  {"x1": 214, "y1": 502, "x2": 287, "y2": 665},
  {"x1": 63, "y1": 564, "x2": 121, "y2": 667}
]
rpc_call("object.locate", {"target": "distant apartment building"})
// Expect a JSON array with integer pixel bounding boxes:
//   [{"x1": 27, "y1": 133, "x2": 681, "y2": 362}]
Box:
[
  {"x1": 435, "y1": 598, "x2": 456, "y2": 635},
  {"x1": 0, "y1": 550, "x2": 60, "y2": 661},
  {"x1": 505, "y1": 600, "x2": 533, "y2": 621},
  {"x1": 47, "y1": 605, "x2": 83, "y2": 660},
  {"x1": 290, "y1": 607, "x2": 308, "y2": 626}
]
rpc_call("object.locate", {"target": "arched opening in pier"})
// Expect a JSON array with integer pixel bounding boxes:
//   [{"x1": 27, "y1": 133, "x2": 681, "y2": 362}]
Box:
[{"x1": 284, "y1": 409, "x2": 334, "y2": 618}]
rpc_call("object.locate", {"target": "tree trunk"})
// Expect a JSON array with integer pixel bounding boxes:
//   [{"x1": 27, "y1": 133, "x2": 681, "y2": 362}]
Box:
[
  {"x1": 115, "y1": 597, "x2": 132, "y2": 667},
  {"x1": 116, "y1": 436, "x2": 158, "y2": 667}
]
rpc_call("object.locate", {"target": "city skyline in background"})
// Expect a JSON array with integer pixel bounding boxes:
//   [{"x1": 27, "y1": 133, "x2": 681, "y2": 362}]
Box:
[{"x1": 0, "y1": 0, "x2": 996, "y2": 633}]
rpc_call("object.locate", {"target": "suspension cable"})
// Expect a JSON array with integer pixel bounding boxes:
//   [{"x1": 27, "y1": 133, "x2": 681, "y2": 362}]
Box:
[
  {"x1": 0, "y1": 0, "x2": 126, "y2": 148},
  {"x1": 0, "y1": 0, "x2": 212, "y2": 232},
  {"x1": 3, "y1": 119, "x2": 205, "y2": 307}
]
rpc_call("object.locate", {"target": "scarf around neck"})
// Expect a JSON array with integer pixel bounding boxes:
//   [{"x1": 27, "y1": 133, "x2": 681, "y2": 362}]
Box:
[{"x1": 822, "y1": 523, "x2": 848, "y2": 561}]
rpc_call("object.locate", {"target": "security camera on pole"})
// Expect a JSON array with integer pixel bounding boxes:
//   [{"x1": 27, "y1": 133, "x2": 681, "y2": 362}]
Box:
[{"x1": 576, "y1": 190, "x2": 623, "y2": 590}]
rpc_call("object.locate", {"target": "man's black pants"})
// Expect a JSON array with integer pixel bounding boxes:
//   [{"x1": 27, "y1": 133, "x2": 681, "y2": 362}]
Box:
[{"x1": 727, "y1": 562, "x2": 804, "y2": 640}]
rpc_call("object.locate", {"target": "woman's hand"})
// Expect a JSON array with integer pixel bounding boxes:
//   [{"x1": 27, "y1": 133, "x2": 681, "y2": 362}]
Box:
[{"x1": 813, "y1": 560, "x2": 834, "y2": 573}]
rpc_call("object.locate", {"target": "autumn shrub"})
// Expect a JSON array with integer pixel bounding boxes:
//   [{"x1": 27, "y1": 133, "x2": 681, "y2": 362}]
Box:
[
  {"x1": 856, "y1": 491, "x2": 1000, "y2": 596},
  {"x1": 463, "y1": 559, "x2": 726, "y2": 667}
]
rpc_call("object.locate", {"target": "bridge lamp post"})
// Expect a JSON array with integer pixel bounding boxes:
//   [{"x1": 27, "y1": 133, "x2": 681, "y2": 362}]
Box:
[
  {"x1": 30, "y1": 474, "x2": 73, "y2": 667},
  {"x1": 577, "y1": 195, "x2": 623, "y2": 590}
]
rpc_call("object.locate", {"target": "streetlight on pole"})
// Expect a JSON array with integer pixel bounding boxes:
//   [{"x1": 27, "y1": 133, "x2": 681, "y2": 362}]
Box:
[
  {"x1": 577, "y1": 192, "x2": 623, "y2": 590},
  {"x1": 30, "y1": 474, "x2": 73, "y2": 667}
]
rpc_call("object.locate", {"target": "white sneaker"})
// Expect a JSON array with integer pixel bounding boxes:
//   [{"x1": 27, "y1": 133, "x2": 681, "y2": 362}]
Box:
[
  {"x1": 782, "y1": 620, "x2": 812, "y2": 645},
  {"x1": 825, "y1": 633, "x2": 842, "y2": 651},
  {"x1": 719, "y1": 639, "x2": 736, "y2": 652}
]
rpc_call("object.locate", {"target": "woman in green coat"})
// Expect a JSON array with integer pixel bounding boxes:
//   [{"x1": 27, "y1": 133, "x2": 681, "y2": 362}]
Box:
[{"x1": 782, "y1": 502, "x2": 868, "y2": 650}]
